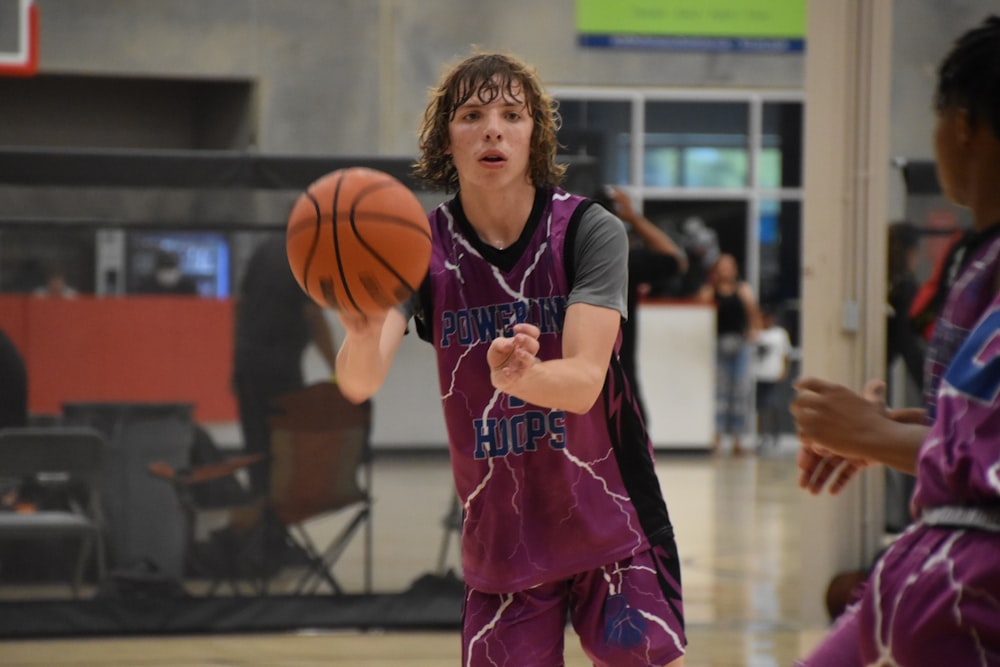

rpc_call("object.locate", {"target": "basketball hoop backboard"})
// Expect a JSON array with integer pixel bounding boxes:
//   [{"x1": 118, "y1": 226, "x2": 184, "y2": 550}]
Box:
[{"x1": 0, "y1": 0, "x2": 38, "y2": 76}]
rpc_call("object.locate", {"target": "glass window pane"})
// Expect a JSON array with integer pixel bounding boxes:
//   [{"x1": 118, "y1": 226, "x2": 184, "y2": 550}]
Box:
[
  {"x1": 683, "y1": 147, "x2": 748, "y2": 188},
  {"x1": 762, "y1": 102, "x2": 803, "y2": 188},
  {"x1": 644, "y1": 102, "x2": 749, "y2": 188},
  {"x1": 556, "y1": 100, "x2": 632, "y2": 185}
]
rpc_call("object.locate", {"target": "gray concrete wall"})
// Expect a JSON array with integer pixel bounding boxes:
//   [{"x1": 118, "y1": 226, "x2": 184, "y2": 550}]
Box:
[
  {"x1": 17, "y1": 1, "x2": 1000, "y2": 160},
  {"x1": 29, "y1": 0, "x2": 806, "y2": 155}
]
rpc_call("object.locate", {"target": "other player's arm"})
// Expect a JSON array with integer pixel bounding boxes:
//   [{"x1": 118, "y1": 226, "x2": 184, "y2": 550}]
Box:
[
  {"x1": 608, "y1": 187, "x2": 688, "y2": 274},
  {"x1": 792, "y1": 377, "x2": 930, "y2": 477},
  {"x1": 335, "y1": 307, "x2": 408, "y2": 404}
]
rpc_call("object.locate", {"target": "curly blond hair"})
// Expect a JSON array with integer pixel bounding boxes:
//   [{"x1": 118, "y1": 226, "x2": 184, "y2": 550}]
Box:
[{"x1": 413, "y1": 51, "x2": 566, "y2": 192}]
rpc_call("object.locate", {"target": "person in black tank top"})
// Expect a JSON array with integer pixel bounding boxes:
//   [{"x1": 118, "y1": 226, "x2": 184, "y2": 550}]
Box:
[{"x1": 698, "y1": 254, "x2": 760, "y2": 455}]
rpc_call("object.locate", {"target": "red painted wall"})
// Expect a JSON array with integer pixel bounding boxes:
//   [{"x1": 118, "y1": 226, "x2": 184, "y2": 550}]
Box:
[{"x1": 0, "y1": 295, "x2": 237, "y2": 422}]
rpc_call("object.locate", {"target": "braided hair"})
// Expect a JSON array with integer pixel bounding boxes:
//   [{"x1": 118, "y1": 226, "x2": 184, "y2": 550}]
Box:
[{"x1": 935, "y1": 15, "x2": 1000, "y2": 138}]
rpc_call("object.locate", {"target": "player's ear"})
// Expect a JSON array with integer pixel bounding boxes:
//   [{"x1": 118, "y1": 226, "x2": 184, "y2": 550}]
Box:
[{"x1": 956, "y1": 107, "x2": 974, "y2": 146}]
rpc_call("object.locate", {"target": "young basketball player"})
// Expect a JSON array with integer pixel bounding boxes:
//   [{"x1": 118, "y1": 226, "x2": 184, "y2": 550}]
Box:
[
  {"x1": 792, "y1": 15, "x2": 1000, "y2": 664},
  {"x1": 334, "y1": 51, "x2": 686, "y2": 666}
]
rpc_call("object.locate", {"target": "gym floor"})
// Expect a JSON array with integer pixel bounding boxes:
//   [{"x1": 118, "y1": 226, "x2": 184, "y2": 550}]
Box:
[{"x1": 1, "y1": 440, "x2": 829, "y2": 666}]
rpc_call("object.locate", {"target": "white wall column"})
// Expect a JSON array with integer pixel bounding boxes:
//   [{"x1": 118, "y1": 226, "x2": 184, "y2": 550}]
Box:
[{"x1": 799, "y1": 0, "x2": 893, "y2": 626}]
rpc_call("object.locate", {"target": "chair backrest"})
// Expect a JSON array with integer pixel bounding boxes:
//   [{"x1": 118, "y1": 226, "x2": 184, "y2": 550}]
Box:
[
  {"x1": 267, "y1": 383, "x2": 373, "y2": 525},
  {"x1": 0, "y1": 426, "x2": 107, "y2": 481}
]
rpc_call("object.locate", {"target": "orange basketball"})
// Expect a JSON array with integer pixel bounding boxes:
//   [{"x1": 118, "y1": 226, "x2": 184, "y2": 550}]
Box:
[{"x1": 286, "y1": 168, "x2": 432, "y2": 315}]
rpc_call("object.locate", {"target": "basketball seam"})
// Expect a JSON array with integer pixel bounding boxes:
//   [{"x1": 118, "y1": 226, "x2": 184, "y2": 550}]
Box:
[
  {"x1": 329, "y1": 172, "x2": 365, "y2": 314},
  {"x1": 349, "y1": 181, "x2": 430, "y2": 302}
]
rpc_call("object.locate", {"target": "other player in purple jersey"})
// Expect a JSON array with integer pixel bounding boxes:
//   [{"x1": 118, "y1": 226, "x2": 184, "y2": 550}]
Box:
[
  {"x1": 334, "y1": 51, "x2": 686, "y2": 666},
  {"x1": 791, "y1": 15, "x2": 1000, "y2": 665}
]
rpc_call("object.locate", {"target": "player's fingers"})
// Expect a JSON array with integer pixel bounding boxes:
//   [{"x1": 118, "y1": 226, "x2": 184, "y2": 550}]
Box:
[
  {"x1": 796, "y1": 445, "x2": 825, "y2": 490},
  {"x1": 827, "y1": 462, "x2": 862, "y2": 495},
  {"x1": 512, "y1": 322, "x2": 541, "y2": 339},
  {"x1": 805, "y1": 454, "x2": 843, "y2": 495},
  {"x1": 862, "y1": 380, "x2": 887, "y2": 415},
  {"x1": 792, "y1": 377, "x2": 841, "y2": 394},
  {"x1": 513, "y1": 333, "x2": 540, "y2": 357}
]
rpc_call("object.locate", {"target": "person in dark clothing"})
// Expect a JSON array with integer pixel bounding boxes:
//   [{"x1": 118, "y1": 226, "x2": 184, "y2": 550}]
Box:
[
  {"x1": 698, "y1": 253, "x2": 760, "y2": 455},
  {"x1": 886, "y1": 221, "x2": 925, "y2": 391},
  {"x1": 601, "y1": 187, "x2": 688, "y2": 422},
  {"x1": 232, "y1": 234, "x2": 337, "y2": 498},
  {"x1": 0, "y1": 328, "x2": 27, "y2": 431},
  {"x1": 136, "y1": 249, "x2": 200, "y2": 295}
]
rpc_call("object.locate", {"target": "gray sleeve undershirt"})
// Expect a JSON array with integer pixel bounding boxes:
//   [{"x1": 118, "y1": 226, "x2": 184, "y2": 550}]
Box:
[
  {"x1": 399, "y1": 203, "x2": 629, "y2": 323},
  {"x1": 567, "y1": 204, "x2": 629, "y2": 320}
]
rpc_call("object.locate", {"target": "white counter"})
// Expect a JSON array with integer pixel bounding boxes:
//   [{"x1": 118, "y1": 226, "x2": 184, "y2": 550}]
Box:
[{"x1": 308, "y1": 302, "x2": 716, "y2": 450}]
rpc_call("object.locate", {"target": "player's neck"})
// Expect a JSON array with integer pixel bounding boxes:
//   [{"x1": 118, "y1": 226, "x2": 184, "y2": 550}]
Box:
[{"x1": 459, "y1": 184, "x2": 536, "y2": 249}]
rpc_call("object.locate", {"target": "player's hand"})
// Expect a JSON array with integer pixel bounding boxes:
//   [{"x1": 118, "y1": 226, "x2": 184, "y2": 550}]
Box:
[
  {"x1": 607, "y1": 187, "x2": 638, "y2": 225},
  {"x1": 797, "y1": 440, "x2": 869, "y2": 495},
  {"x1": 791, "y1": 377, "x2": 884, "y2": 460},
  {"x1": 792, "y1": 377, "x2": 882, "y2": 494},
  {"x1": 488, "y1": 322, "x2": 540, "y2": 391},
  {"x1": 862, "y1": 378, "x2": 887, "y2": 414}
]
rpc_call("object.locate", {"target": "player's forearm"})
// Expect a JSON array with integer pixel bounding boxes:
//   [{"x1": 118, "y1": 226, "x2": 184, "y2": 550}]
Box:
[
  {"x1": 622, "y1": 212, "x2": 688, "y2": 270},
  {"x1": 856, "y1": 418, "x2": 930, "y2": 475},
  {"x1": 335, "y1": 335, "x2": 392, "y2": 403},
  {"x1": 500, "y1": 357, "x2": 606, "y2": 414}
]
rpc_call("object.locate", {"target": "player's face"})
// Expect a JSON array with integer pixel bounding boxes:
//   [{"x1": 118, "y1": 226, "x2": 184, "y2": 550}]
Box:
[
  {"x1": 933, "y1": 107, "x2": 969, "y2": 207},
  {"x1": 446, "y1": 78, "x2": 533, "y2": 191}
]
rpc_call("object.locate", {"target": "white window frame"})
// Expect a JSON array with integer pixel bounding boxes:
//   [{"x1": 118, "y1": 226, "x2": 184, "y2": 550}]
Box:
[{"x1": 550, "y1": 87, "x2": 805, "y2": 296}]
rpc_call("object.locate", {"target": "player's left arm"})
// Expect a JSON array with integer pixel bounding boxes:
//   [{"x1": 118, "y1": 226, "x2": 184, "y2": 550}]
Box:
[
  {"x1": 489, "y1": 303, "x2": 620, "y2": 413},
  {"x1": 488, "y1": 203, "x2": 626, "y2": 414}
]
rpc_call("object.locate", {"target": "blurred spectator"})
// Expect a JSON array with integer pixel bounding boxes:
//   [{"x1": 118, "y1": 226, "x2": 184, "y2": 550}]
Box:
[
  {"x1": 0, "y1": 328, "x2": 28, "y2": 430},
  {"x1": 677, "y1": 217, "x2": 721, "y2": 297},
  {"x1": 232, "y1": 234, "x2": 337, "y2": 498},
  {"x1": 753, "y1": 304, "x2": 791, "y2": 451},
  {"x1": 698, "y1": 254, "x2": 761, "y2": 455},
  {"x1": 600, "y1": 187, "x2": 688, "y2": 421},
  {"x1": 886, "y1": 221, "x2": 925, "y2": 391},
  {"x1": 136, "y1": 249, "x2": 199, "y2": 295},
  {"x1": 32, "y1": 262, "x2": 78, "y2": 298}
]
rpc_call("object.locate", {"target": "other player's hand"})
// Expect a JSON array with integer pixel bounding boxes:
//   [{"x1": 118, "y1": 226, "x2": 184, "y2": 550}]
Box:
[
  {"x1": 791, "y1": 377, "x2": 883, "y2": 460},
  {"x1": 796, "y1": 439, "x2": 868, "y2": 495}
]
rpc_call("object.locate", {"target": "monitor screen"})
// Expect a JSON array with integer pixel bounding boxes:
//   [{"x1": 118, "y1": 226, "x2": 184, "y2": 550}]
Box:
[{"x1": 126, "y1": 231, "x2": 231, "y2": 298}]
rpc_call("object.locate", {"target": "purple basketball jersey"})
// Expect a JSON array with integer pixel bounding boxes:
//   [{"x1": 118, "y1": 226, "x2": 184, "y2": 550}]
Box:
[
  {"x1": 912, "y1": 294, "x2": 1000, "y2": 512},
  {"x1": 419, "y1": 188, "x2": 674, "y2": 594},
  {"x1": 922, "y1": 230, "x2": 1000, "y2": 420}
]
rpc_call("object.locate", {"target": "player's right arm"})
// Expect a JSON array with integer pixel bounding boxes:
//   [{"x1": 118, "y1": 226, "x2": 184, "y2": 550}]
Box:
[{"x1": 334, "y1": 308, "x2": 408, "y2": 403}]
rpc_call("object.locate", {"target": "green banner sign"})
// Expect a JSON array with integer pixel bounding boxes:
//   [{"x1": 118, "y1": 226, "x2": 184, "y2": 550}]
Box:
[{"x1": 577, "y1": 0, "x2": 806, "y2": 38}]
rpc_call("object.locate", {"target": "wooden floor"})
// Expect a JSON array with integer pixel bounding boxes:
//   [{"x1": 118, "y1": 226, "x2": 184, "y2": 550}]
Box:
[{"x1": 0, "y1": 442, "x2": 828, "y2": 666}]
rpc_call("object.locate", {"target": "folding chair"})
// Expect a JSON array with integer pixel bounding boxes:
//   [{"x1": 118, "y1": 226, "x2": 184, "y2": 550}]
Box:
[
  {"x1": 267, "y1": 381, "x2": 374, "y2": 595},
  {"x1": 150, "y1": 382, "x2": 374, "y2": 596},
  {"x1": 0, "y1": 426, "x2": 108, "y2": 597}
]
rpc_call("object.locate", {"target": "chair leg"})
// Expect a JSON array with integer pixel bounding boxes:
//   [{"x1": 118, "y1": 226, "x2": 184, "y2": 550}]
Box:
[
  {"x1": 363, "y1": 501, "x2": 373, "y2": 594},
  {"x1": 73, "y1": 534, "x2": 94, "y2": 599},
  {"x1": 293, "y1": 507, "x2": 370, "y2": 595},
  {"x1": 292, "y1": 525, "x2": 344, "y2": 595}
]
